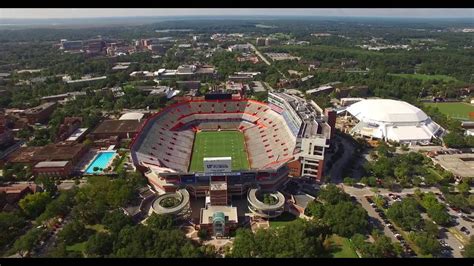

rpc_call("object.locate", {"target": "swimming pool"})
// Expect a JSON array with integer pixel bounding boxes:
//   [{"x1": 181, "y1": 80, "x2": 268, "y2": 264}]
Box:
[{"x1": 85, "y1": 151, "x2": 116, "y2": 174}]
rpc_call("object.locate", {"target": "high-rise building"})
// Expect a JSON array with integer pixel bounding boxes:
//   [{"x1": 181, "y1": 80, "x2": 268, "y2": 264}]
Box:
[
  {"x1": 256, "y1": 37, "x2": 266, "y2": 46},
  {"x1": 268, "y1": 92, "x2": 334, "y2": 180}
]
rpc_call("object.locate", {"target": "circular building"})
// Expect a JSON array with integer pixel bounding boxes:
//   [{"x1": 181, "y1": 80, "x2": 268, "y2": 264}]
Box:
[
  {"x1": 247, "y1": 188, "x2": 285, "y2": 218},
  {"x1": 150, "y1": 188, "x2": 191, "y2": 220},
  {"x1": 345, "y1": 99, "x2": 445, "y2": 145}
]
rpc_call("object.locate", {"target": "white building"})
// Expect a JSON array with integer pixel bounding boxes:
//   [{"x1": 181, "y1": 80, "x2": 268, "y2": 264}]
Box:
[
  {"x1": 268, "y1": 92, "x2": 333, "y2": 180},
  {"x1": 345, "y1": 99, "x2": 445, "y2": 145},
  {"x1": 227, "y1": 44, "x2": 252, "y2": 52}
]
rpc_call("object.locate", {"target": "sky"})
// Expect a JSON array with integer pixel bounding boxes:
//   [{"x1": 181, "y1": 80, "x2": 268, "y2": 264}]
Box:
[{"x1": 0, "y1": 8, "x2": 473, "y2": 19}]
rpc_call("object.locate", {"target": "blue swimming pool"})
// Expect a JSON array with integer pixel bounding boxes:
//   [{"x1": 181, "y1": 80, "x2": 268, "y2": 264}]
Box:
[{"x1": 85, "y1": 151, "x2": 116, "y2": 174}]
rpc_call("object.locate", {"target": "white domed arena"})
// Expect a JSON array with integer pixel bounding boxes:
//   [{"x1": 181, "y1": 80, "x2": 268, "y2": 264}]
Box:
[{"x1": 345, "y1": 99, "x2": 445, "y2": 145}]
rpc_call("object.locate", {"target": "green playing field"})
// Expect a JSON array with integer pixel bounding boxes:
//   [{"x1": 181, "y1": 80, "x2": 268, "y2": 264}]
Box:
[{"x1": 189, "y1": 131, "x2": 250, "y2": 172}]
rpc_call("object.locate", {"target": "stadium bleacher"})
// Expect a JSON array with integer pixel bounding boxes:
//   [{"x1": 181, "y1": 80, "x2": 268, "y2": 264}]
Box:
[{"x1": 131, "y1": 100, "x2": 297, "y2": 173}]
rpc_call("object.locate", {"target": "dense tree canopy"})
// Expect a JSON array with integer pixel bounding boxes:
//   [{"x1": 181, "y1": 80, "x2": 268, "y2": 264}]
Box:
[
  {"x1": 386, "y1": 198, "x2": 423, "y2": 231},
  {"x1": 18, "y1": 192, "x2": 52, "y2": 219},
  {"x1": 231, "y1": 219, "x2": 331, "y2": 258},
  {"x1": 0, "y1": 212, "x2": 27, "y2": 249}
]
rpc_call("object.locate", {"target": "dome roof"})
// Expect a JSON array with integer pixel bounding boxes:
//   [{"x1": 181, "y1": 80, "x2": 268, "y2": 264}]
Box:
[{"x1": 346, "y1": 99, "x2": 428, "y2": 123}]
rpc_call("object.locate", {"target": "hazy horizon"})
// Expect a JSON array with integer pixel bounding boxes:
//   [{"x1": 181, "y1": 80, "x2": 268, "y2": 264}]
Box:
[{"x1": 0, "y1": 8, "x2": 473, "y2": 19}]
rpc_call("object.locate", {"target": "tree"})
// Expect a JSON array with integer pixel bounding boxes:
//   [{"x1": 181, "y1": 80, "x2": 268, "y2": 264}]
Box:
[
  {"x1": 410, "y1": 232, "x2": 441, "y2": 256},
  {"x1": 462, "y1": 236, "x2": 474, "y2": 258},
  {"x1": 35, "y1": 176, "x2": 57, "y2": 194},
  {"x1": 113, "y1": 224, "x2": 201, "y2": 258},
  {"x1": 457, "y1": 181, "x2": 470, "y2": 195},
  {"x1": 57, "y1": 221, "x2": 92, "y2": 246},
  {"x1": 37, "y1": 189, "x2": 76, "y2": 223},
  {"x1": 305, "y1": 201, "x2": 325, "y2": 218},
  {"x1": 363, "y1": 235, "x2": 399, "y2": 258},
  {"x1": 322, "y1": 201, "x2": 368, "y2": 238},
  {"x1": 317, "y1": 184, "x2": 351, "y2": 205},
  {"x1": 360, "y1": 177, "x2": 369, "y2": 186},
  {"x1": 46, "y1": 242, "x2": 82, "y2": 258},
  {"x1": 424, "y1": 219, "x2": 439, "y2": 236},
  {"x1": 18, "y1": 192, "x2": 52, "y2": 218},
  {"x1": 386, "y1": 198, "x2": 423, "y2": 231},
  {"x1": 343, "y1": 177, "x2": 355, "y2": 186},
  {"x1": 102, "y1": 209, "x2": 133, "y2": 234},
  {"x1": 230, "y1": 219, "x2": 330, "y2": 258},
  {"x1": 198, "y1": 229, "x2": 208, "y2": 240},
  {"x1": 443, "y1": 132, "x2": 466, "y2": 148},
  {"x1": 146, "y1": 213, "x2": 174, "y2": 231},
  {"x1": 85, "y1": 232, "x2": 113, "y2": 257},
  {"x1": 0, "y1": 212, "x2": 27, "y2": 248},
  {"x1": 12, "y1": 228, "x2": 45, "y2": 257}
]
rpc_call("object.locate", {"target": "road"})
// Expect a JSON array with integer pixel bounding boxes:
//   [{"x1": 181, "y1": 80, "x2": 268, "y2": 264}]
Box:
[
  {"x1": 57, "y1": 180, "x2": 87, "y2": 190},
  {"x1": 342, "y1": 185, "x2": 474, "y2": 198},
  {"x1": 4, "y1": 180, "x2": 87, "y2": 191},
  {"x1": 356, "y1": 196, "x2": 399, "y2": 244},
  {"x1": 439, "y1": 224, "x2": 463, "y2": 258},
  {"x1": 248, "y1": 43, "x2": 271, "y2": 66},
  {"x1": 343, "y1": 185, "x2": 469, "y2": 258},
  {"x1": 327, "y1": 136, "x2": 357, "y2": 183},
  {"x1": 36, "y1": 214, "x2": 72, "y2": 257}
]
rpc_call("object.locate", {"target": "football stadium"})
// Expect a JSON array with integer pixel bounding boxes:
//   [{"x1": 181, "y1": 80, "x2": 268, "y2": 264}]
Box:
[{"x1": 130, "y1": 93, "x2": 335, "y2": 235}]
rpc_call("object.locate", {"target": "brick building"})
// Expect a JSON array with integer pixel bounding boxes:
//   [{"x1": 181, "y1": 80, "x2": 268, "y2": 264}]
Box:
[
  {"x1": 33, "y1": 161, "x2": 73, "y2": 178},
  {"x1": 90, "y1": 119, "x2": 145, "y2": 140},
  {"x1": 23, "y1": 102, "x2": 57, "y2": 124},
  {"x1": 55, "y1": 117, "x2": 82, "y2": 142},
  {"x1": 7, "y1": 142, "x2": 88, "y2": 168}
]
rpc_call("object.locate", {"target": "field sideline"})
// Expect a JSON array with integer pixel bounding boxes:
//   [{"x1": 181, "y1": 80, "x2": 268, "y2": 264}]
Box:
[
  {"x1": 424, "y1": 102, "x2": 474, "y2": 120},
  {"x1": 189, "y1": 131, "x2": 250, "y2": 172}
]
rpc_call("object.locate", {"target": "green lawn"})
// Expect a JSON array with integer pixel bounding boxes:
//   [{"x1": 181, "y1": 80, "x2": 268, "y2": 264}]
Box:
[
  {"x1": 189, "y1": 131, "x2": 249, "y2": 172},
  {"x1": 424, "y1": 102, "x2": 474, "y2": 120},
  {"x1": 66, "y1": 241, "x2": 86, "y2": 253},
  {"x1": 269, "y1": 212, "x2": 298, "y2": 228},
  {"x1": 113, "y1": 153, "x2": 128, "y2": 172},
  {"x1": 389, "y1": 73, "x2": 460, "y2": 83},
  {"x1": 329, "y1": 235, "x2": 359, "y2": 258},
  {"x1": 85, "y1": 224, "x2": 107, "y2": 233}
]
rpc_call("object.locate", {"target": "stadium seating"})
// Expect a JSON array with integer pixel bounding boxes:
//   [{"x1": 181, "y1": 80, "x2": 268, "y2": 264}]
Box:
[{"x1": 131, "y1": 100, "x2": 297, "y2": 173}]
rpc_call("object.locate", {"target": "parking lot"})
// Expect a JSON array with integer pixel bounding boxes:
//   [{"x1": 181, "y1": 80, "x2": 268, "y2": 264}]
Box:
[
  {"x1": 361, "y1": 194, "x2": 416, "y2": 257},
  {"x1": 360, "y1": 191, "x2": 469, "y2": 258}
]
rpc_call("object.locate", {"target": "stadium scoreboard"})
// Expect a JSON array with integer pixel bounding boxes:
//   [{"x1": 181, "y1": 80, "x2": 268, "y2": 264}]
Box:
[{"x1": 203, "y1": 157, "x2": 232, "y2": 173}]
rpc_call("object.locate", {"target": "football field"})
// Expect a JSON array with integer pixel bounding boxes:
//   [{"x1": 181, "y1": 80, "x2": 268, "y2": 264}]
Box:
[{"x1": 189, "y1": 131, "x2": 250, "y2": 172}]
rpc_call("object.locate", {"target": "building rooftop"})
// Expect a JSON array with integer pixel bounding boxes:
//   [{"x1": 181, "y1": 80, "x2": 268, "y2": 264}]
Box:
[
  {"x1": 434, "y1": 153, "x2": 474, "y2": 178},
  {"x1": 66, "y1": 128, "x2": 88, "y2": 142},
  {"x1": 210, "y1": 181, "x2": 227, "y2": 191},
  {"x1": 119, "y1": 112, "x2": 145, "y2": 121},
  {"x1": 200, "y1": 205, "x2": 238, "y2": 224},
  {"x1": 8, "y1": 143, "x2": 86, "y2": 164},
  {"x1": 24, "y1": 102, "x2": 56, "y2": 115},
  {"x1": 92, "y1": 119, "x2": 145, "y2": 135},
  {"x1": 34, "y1": 161, "x2": 70, "y2": 168}
]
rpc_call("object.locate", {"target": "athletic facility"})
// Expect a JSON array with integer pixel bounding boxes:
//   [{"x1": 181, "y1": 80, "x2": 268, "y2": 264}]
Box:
[
  {"x1": 130, "y1": 94, "x2": 334, "y2": 229},
  {"x1": 189, "y1": 131, "x2": 249, "y2": 172},
  {"x1": 345, "y1": 99, "x2": 445, "y2": 145},
  {"x1": 130, "y1": 98, "x2": 298, "y2": 197}
]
